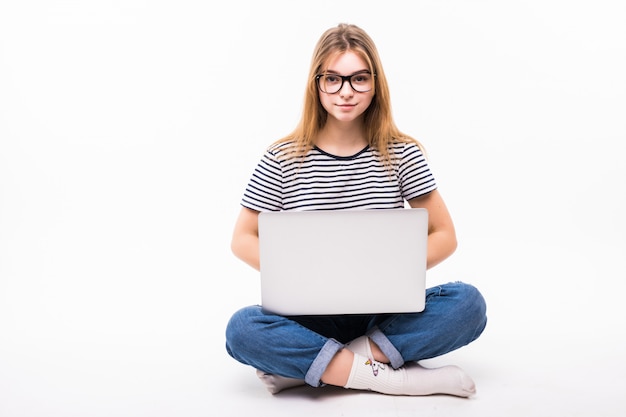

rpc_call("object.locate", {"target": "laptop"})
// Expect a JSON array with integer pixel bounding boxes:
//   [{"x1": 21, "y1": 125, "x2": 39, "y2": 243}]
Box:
[{"x1": 258, "y1": 208, "x2": 428, "y2": 315}]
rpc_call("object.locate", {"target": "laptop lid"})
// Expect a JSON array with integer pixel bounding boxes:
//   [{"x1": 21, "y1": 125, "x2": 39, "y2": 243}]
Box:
[{"x1": 258, "y1": 208, "x2": 428, "y2": 315}]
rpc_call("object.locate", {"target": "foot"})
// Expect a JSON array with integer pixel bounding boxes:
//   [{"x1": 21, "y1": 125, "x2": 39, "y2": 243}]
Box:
[
  {"x1": 255, "y1": 370, "x2": 306, "y2": 394},
  {"x1": 344, "y1": 354, "x2": 476, "y2": 397}
]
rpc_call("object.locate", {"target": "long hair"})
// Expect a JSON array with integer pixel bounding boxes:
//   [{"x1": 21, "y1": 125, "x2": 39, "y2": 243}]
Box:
[{"x1": 273, "y1": 23, "x2": 424, "y2": 165}]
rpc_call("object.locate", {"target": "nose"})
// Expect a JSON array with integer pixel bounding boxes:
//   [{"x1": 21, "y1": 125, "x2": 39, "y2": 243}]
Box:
[{"x1": 338, "y1": 80, "x2": 354, "y2": 98}]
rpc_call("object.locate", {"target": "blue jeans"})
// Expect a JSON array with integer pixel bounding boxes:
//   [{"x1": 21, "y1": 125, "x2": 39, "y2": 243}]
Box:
[{"x1": 225, "y1": 281, "x2": 487, "y2": 387}]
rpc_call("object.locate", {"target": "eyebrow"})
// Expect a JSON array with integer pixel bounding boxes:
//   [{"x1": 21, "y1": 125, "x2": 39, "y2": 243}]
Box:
[{"x1": 323, "y1": 69, "x2": 370, "y2": 75}]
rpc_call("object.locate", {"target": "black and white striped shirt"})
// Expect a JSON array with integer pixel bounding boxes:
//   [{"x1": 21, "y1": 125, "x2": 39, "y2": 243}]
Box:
[{"x1": 241, "y1": 141, "x2": 437, "y2": 212}]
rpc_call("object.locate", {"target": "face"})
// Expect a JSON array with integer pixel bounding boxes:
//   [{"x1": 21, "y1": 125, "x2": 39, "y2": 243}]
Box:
[{"x1": 318, "y1": 51, "x2": 375, "y2": 124}]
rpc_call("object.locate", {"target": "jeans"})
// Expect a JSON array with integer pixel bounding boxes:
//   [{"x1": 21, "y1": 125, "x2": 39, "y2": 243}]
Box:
[{"x1": 225, "y1": 281, "x2": 487, "y2": 387}]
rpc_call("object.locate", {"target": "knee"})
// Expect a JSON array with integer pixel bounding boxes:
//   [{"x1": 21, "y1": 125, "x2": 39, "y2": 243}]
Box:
[
  {"x1": 457, "y1": 282, "x2": 487, "y2": 335},
  {"x1": 444, "y1": 282, "x2": 487, "y2": 335},
  {"x1": 225, "y1": 306, "x2": 262, "y2": 354},
  {"x1": 459, "y1": 283, "x2": 486, "y2": 313}
]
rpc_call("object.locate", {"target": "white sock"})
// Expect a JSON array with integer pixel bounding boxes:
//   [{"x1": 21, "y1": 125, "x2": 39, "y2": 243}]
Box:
[
  {"x1": 345, "y1": 335, "x2": 373, "y2": 359},
  {"x1": 255, "y1": 369, "x2": 306, "y2": 394},
  {"x1": 344, "y1": 353, "x2": 476, "y2": 397}
]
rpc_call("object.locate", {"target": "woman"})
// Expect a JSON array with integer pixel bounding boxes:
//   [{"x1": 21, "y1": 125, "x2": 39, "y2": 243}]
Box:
[{"x1": 225, "y1": 23, "x2": 487, "y2": 397}]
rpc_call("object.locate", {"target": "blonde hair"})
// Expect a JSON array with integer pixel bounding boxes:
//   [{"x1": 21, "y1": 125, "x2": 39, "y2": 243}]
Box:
[{"x1": 273, "y1": 23, "x2": 424, "y2": 166}]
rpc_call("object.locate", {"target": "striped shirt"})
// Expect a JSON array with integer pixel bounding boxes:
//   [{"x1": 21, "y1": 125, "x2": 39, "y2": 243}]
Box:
[{"x1": 241, "y1": 141, "x2": 437, "y2": 212}]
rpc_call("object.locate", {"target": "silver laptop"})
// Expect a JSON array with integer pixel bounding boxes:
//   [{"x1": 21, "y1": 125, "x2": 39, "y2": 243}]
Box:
[{"x1": 258, "y1": 208, "x2": 428, "y2": 315}]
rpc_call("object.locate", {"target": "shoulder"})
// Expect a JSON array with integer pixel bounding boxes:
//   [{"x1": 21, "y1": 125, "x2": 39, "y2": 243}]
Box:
[
  {"x1": 388, "y1": 139, "x2": 426, "y2": 160},
  {"x1": 267, "y1": 140, "x2": 294, "y2": 154},
  {"x1": 266, "y1": 140, "x2": 304, "y2": 160}
]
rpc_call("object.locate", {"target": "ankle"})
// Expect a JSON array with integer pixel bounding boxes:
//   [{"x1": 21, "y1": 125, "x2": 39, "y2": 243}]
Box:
[
  {"x1": 345, "y1": 335, "x2": 389, "y2": 363},
  {"x1": 321, "y1": 348, "x2": 354, "y2": 387},
  {"x1": 369, "y1": 341, "x2": 388, "y2": 363}
]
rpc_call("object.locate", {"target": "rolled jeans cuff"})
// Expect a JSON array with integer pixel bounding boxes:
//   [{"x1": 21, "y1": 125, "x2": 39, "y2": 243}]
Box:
[
  {"x1": 367, "y1": 326, "x2": 404, "y2": 369},
  {"x1": 304, "y1": 338, "x2": 344, "y2": 387}
]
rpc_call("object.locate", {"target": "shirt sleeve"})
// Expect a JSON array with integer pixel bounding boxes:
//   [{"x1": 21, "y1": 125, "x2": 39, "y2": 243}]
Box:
[
  {"x1": 240, "y1": 149, "x2": 284, "y2": 212},
  {"x1": 398, "y1": 143, "x2": 437, "y2": 201}
]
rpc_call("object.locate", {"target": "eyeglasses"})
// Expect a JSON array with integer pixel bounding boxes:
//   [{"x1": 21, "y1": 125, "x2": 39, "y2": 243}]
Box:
[{"x1": 315, "y1": 71, "x2": 375, "y2": 94}]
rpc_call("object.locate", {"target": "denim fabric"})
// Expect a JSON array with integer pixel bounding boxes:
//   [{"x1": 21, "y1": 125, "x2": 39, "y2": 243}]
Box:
[{"x1": 225, "y1": 281, "x2": 487, "y2": 387}]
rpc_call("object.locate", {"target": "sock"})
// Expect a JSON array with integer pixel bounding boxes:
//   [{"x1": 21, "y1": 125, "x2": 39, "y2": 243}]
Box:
[
  {"x1": 255, "y1": 334, "x2": 373, "y2": 394},
  {"x1": 344, "y1": 353, "x2": 476, "y2": 397},
  {"x1": 255, "y1": 369, "x2": 306, "y2": 394},
  {"x1": 345, "y1": 335, "x2": 374, "y2": 359}
]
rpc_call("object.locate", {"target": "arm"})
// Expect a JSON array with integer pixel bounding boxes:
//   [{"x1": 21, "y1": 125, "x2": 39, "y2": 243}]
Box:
[
  {"x1": 407, "y1": 189, "x2": 457, "y2": 269},
  {"x1": 230, "y1": 206, "x2": 262, "y2": 271}
]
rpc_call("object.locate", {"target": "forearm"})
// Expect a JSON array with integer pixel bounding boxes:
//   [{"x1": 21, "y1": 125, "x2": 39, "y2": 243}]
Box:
[
  {"x1": 408, "y1": 190, "x2": 457, "y2": 269},
  {"x1": 231, "y1": 234, "x2": 261, "y2": 271},
  {"x1": 426, "y1": 229, "x2": 457, "y2": 269}
]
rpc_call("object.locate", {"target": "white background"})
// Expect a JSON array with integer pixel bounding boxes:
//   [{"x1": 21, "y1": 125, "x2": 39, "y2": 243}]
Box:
[{"x1": 1, "y1": 1, "x2": 625, "y2": 416}]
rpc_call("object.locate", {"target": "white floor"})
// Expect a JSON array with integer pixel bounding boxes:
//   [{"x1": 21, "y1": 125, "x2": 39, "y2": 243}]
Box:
[{"x1": 1, "y1": 237, "x2": 624, "y2": 417}]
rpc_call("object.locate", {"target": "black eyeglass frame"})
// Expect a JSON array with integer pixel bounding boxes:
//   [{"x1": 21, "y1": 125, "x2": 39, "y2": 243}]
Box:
[{"x1": 315, "y1": 71, "x2": 376, "y2": 94}]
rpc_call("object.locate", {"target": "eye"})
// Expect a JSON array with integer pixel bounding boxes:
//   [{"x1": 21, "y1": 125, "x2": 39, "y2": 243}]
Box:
[
  {"x1": 325, "y1": 75, "x2": 340, "y2": 84},
  {"x1": 352, "y1": 73, "x2": 371, "y2": 84}
]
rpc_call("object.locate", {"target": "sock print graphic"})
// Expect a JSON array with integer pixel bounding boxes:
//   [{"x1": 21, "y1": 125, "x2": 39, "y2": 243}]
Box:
[{"x1": 364, "y1": 358, "x2": 385, "y2": 376}]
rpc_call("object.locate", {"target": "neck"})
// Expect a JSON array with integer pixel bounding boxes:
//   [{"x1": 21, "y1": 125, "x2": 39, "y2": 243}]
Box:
[{"x1": 316, "y1": 120, "x2": 368, "y2": 156}]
